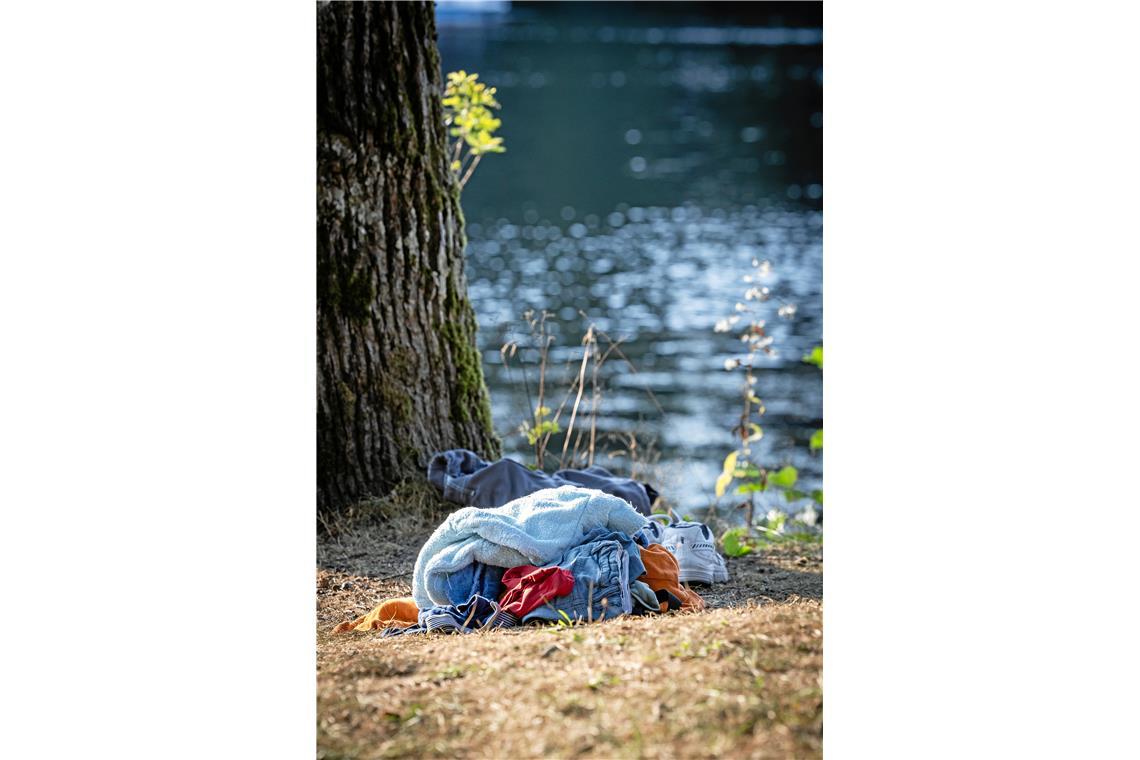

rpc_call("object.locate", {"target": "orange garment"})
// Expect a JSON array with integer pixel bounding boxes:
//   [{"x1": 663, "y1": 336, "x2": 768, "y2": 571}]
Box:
[
  {"x1": 333, "y1": 597, "x2": 419, "y2": 633},
  {"x1": 638, "y1": 544, "x2": 705, "y2": 612}
]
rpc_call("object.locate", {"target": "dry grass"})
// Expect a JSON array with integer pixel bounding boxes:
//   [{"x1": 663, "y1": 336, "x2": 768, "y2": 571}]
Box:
[{"x1": 317, "y1": 506, "x2": 823, "y2": 759}]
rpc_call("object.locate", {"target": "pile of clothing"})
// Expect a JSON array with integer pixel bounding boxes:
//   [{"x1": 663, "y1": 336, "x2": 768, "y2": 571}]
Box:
[{"x1": 333, "y1": 451, "x2": 729, "y2": 636}]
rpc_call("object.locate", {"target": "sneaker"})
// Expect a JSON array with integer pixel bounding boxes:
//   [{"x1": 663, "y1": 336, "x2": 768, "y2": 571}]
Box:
[{"x1": 660, "y1": 520, "x2": 730, "y2": 584}]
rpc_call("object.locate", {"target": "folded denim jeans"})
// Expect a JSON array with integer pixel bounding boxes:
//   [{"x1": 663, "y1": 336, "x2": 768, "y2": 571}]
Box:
[
  {"x1": 440, "y1": 562, "x2": 504, "y2": 607},
  {"x1": 522, "y1": 534, "x2": 636, "y2": 625},
  {"x1": 577, "y1": 526, "x2": 647, "y2": 578}
]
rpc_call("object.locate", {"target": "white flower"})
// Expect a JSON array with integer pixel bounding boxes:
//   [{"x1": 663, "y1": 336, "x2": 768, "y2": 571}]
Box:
[
  {"x1": 723, "y1": 358, "x2": 739, "y2": 371},
  {"x1": 715, "y1": 314, "x2": 743, "y2": 332},
  {"x1": 734, "y1": 302, "x2": 746, "y2": 312},
  {"x1": 744, "y1": 287, "x2": 762, "y2": 300},
  {"x1": 797, "y1": 503, "x2": 819, "y2": 526},
  {"x1": 751, "y1": 258, "x2": 760, "y2": 268},
  {"x1": 747, "y1": 375, "x2": 758, "y2": 385},
  {"x1": 757, "y1": 260, "x2": 772, "y2": 277},
  {"x1": 766, "y1": 509, "x2": 787, "y2": 533},
  {"x1": 778, "y1": 303, "x2": 797, "y2": 318},
  {"x1": 742, "y1": 275, "x2": 753, "y2": 283}
]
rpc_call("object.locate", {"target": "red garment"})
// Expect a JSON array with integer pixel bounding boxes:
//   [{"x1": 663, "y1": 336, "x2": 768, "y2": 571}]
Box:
[{"x1": 497, "y1": 565, "x2": 575, "y2": 617}]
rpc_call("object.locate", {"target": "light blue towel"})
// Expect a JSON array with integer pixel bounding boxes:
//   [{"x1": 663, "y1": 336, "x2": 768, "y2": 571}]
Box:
[{"x1": 411, "y1": 485, "x2": 648, "y2": 608}]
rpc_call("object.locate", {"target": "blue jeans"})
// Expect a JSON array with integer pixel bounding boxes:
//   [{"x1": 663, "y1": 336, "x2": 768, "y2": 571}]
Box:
[
  {"x1": 439, "y1": 562, "x2": 504, "y2": 607},
  {"x1": 522, "y1": 528, "x2": 645, "y2": 624}
]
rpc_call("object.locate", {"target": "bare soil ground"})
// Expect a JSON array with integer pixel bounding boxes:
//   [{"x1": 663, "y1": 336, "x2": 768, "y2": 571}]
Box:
[{"x1": 317, "y1": 504, "x2": 822, "y2": 759}]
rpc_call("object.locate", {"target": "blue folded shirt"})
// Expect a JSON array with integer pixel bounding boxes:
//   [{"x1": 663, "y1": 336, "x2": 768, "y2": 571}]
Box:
[{"x1": 428, "y1": 448, "x2": 657, "y2": 515}]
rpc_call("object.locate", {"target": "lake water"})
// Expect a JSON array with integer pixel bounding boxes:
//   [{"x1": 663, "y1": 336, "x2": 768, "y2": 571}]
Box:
[{"x1": 438, "y1": 2, "x2": 822, "y2": 518}]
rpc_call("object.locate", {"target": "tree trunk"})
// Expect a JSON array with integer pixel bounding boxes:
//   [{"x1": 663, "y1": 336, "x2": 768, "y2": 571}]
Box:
[{"x1": 316, "y1": 1, "x2": 500, "y2": 513}]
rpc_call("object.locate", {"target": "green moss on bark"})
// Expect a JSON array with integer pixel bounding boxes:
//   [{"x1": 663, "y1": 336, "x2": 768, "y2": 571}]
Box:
[
  {"x1": 441, "y1": 285, "x2": 496, "y2": 440},
  {"x1": 318, "y1": 256, "x2": 375, "y2": 324},
  {"x1": 338, "y1": 381, "x2": 356, "y2": 408},
  {"x1": 377, "y1": 378, "x2": 413, "y2": 423},
  {"x1": 387, "y1": 346, "x2": 416, "y2": 382}
]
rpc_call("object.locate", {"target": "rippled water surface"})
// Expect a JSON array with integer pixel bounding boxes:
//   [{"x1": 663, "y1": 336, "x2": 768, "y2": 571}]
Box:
[{"x1": 438, "y1": 2, "x2": 822, "y2": 516}]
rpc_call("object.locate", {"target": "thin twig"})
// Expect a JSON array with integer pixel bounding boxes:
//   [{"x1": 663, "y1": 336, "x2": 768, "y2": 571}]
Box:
[
  {"x1": 373, "y1": 570, "x2": 412, "y2": 582},
  {"x1": 571, "y1": 330, "x2": 601, "y2": 467},
  {"x1": 559, "y1": 326, "x2": 594, "y2": 468},
  {"x1": 513, "y1": 347, "x2": 536, "y2": 453},
  {"x1": 459, "y1": 153, "x2": 482, "y2": 188},
  {"x1": 571, "y1": 426, "x2": 588, "y2": 468},
  {"x1": 588, "y1": 330, "x2": 602, "y2": 467},
  {"x1": 535, "y1": 320, "x2": 553, "y2": 468},
  {"x1": 592, "y1": 325, "x2": 665, "y2": 414}
]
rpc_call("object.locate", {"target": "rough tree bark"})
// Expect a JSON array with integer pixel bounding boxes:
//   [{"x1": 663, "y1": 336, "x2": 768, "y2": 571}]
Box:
[{"x1": 317, "y1": 1, "x2": 500, "y2": 512}]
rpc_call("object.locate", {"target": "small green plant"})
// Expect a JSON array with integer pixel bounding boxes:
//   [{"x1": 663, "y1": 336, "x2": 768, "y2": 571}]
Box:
[
  {"x1": 670, "y1": 639, "x2": 728, "y2": 660},
  {"x1": 722, "y1": 526, "x2": 755, "y2": 557},
  {"x1": 713, "y1": 258, "x2": 804, "y2": 527},
  {"x1": 802, "y1": 345, "x2": 823, "y2": 369},
  {"x1": 383, "y1": 702, "x2": 426, "y2": 725},
  {"x1": 435, "y1": 665, "x2": 467, "y2": 681},
  {"x1": 520, "y1": 406, "x2": 561, "y2": 447},
  {"x1": 544, "y1": 608, "x2": 584, "y2": 638},
  {"x1": 442, "y1": 70, "x2": 506, "y2": 188},
  {"x1": 587, "y1": 672, "x2": 620, "y2": 690},
  {"x1": 713, "y1": 258, "x2": 822, "y2": 544}
]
